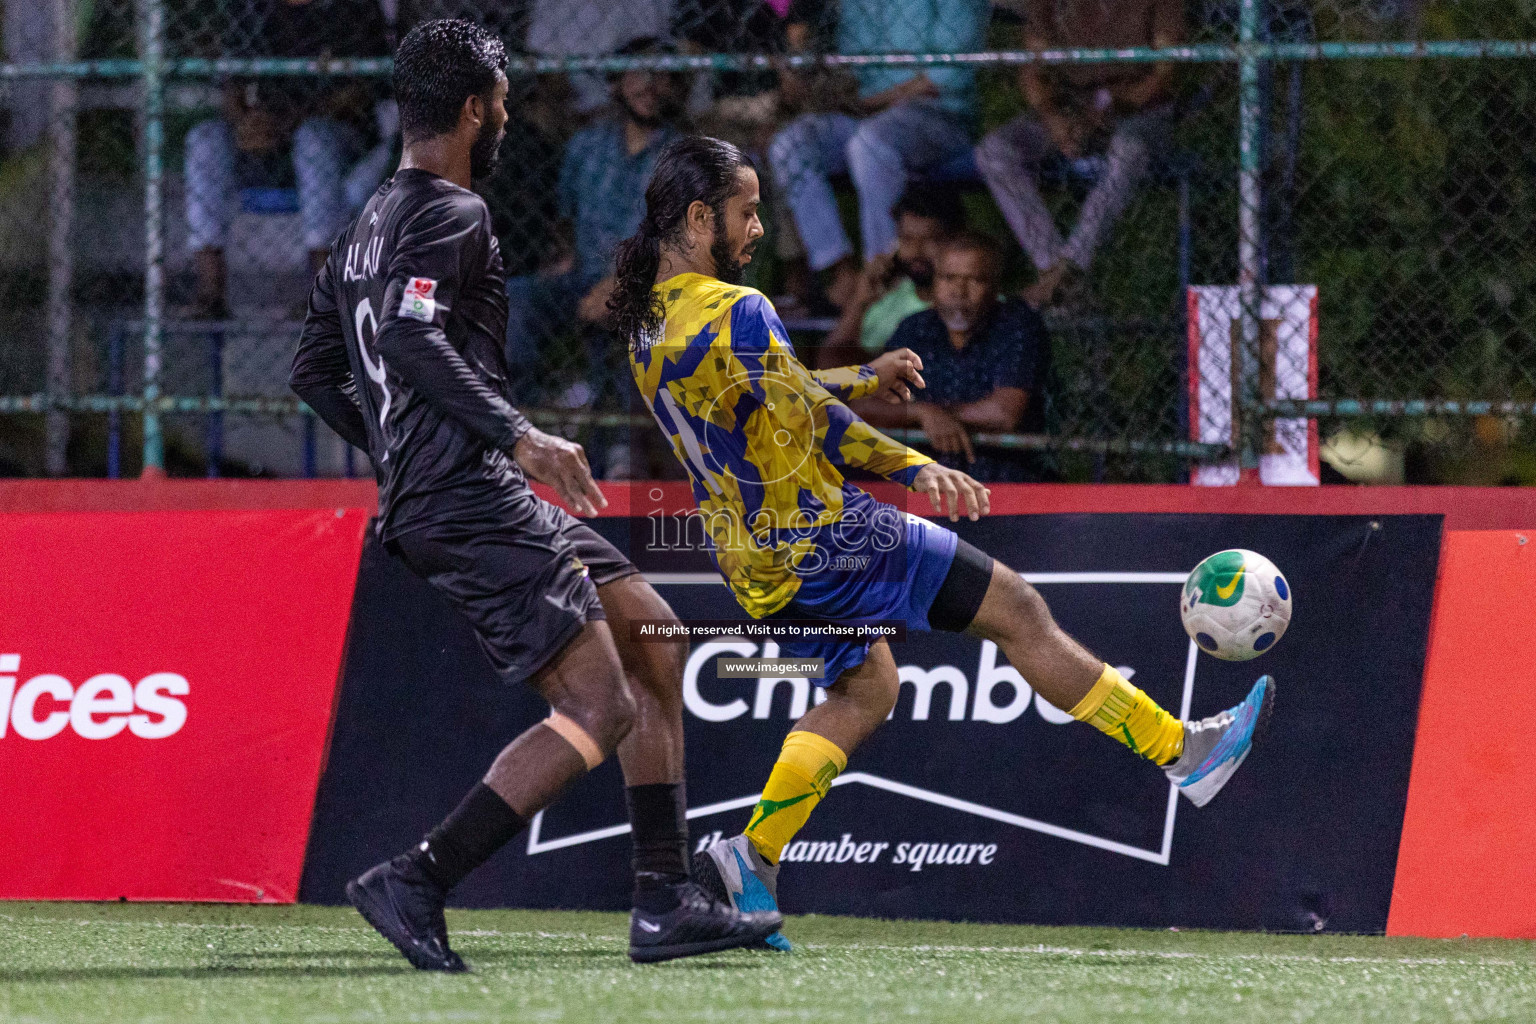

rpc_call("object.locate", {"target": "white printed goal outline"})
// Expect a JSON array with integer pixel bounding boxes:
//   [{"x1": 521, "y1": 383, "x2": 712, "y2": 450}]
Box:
[{"x1": 527, "y1": 572, "x2": 1196, "y2": 867}]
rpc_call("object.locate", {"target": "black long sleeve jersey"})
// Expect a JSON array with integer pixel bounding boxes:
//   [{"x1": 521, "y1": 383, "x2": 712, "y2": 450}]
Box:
[{"x1": 291, "y1": 168, "x2": 536, "y2": 539}]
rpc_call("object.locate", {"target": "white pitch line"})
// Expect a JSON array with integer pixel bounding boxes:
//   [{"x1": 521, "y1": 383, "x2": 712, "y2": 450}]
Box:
[
  {"x1": 1157, "y1": 637, "x2": 1201, "y2": 863},
  {"x1": 1023, "y1": 572, "x2": 1190, "y2": 585},
  {"x1": 525, "y1": 793, "x2": 766, "y2": 854},
  {"x1": 832, "y1": 772, "x2": 1172, "y2": 865}
]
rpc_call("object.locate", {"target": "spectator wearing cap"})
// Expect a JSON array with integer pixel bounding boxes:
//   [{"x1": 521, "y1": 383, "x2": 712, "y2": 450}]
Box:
[
  {"x1": 182, "y1": 0, "x2": 396, "y2": 318},
  {"x1": 815, "y1": 183, "x2": 965, "y2": 369},
  {"x1": 854, "y1": 232, "x2": 1055, "y2": 483},
  {"x1": 978, "y1": 0, "x2": 1185, "y2": 309},
  {"x1": 767, "y1": 0, "x2": 991, "y2": 311}
]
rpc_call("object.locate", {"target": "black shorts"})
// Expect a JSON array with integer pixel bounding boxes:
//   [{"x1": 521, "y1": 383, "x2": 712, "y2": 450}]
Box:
[{"x1": 388, "y1": 501, "x2": 637, "y2": 684}]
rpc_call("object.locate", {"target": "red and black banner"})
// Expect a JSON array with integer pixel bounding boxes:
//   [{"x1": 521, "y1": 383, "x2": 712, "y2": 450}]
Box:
[{"x1": 3, "y1": 481, "x2": 1534, "y2": 939}]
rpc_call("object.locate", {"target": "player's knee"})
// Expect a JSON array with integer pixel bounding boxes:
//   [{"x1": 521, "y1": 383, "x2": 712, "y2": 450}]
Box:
[
  {"x1": 839, "y1": 668, "x2": 900, "y2": 725},
  {"x1": 593, "y1": 677, "x2": 638, "y2": 750},
  {"x1": 870, "y1": 677, "x2": 900, "y2": 724},
  {"x1": 629, "y1": 636, "x2": 687, "y2": 717},
  {"x1": 606, "y1": 583, "x2": 687, "y2": 707},
  {"x1": 552, "y1": 670, "x2": 636, "y2": 757}
]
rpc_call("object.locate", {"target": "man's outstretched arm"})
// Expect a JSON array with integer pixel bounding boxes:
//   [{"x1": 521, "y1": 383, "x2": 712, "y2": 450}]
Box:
[
  {"x1": 810, "y1": 348, "x2": 925, "y2": 405},
  {"x1": 803, "y1": 363, "x2": 990, "y2": 520},
  {"x1": 731, "y1": 295, "x2": 931, "y2": 485}
]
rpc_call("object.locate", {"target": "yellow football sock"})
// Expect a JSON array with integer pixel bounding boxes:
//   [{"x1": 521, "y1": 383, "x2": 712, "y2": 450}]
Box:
[
  {"x1": 743, "y1": 730, "x2": 848, "y2": 865},
  {"x1": 1069, "y1": 664, "x2": 1185, "y2": 766}
]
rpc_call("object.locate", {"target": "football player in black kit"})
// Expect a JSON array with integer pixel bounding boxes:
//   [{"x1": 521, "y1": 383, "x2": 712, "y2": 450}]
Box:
[{"x1": 290, "y1": 19, "x2": 779, "y2": 968}]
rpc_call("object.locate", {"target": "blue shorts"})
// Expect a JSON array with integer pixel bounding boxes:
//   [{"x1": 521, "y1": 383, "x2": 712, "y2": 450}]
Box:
[{"x1": 769, "y1": 504, "x2": 959, "y2": 685}]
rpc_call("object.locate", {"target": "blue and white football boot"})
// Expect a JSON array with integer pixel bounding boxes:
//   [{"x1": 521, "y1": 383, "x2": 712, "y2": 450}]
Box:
[
  {"x1": 1164, "y1": 675, "x2": 1276, "y2": 807},
  {"x1": 692, "y1": 834, "x2": 792, "y2": 952}
]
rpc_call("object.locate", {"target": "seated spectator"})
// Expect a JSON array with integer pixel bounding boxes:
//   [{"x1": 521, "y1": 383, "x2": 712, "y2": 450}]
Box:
[
  {"x1": 853, "y1": 232, "x2": 1054, "y2": 483},
  {"x1": 503, "y1": 34, "x2": 682, "y2": 468},
  {"x1": 977, "y1": 0, "x2": 1184, "y2": 309},
  {"x1": 815, "y1": 183, "x2": 965, "y2": 369},
  {"x1": 768, "y1": 0, "x2": 990, "y2": 310},
  {"x1": 183, "y1": 0, "x2": 395, "y2": 318}
]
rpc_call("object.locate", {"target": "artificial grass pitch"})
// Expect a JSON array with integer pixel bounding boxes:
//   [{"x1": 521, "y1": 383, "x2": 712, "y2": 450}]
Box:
[{"x1": 1, "y1": 903, "x2": 1533, "y2": 1023}]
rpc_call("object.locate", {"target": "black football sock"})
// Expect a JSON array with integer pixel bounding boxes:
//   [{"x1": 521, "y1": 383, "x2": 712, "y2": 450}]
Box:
[
  {"x1": 412, "y1": 782, "x2": 527, "y2": 892},
  {"x1": 626, "y1": 782, "x2": 689, "y2": 914}
]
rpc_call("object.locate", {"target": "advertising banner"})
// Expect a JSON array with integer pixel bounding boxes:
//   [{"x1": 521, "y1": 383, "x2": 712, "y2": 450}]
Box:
[
  {"x1": 303, "y1": 513, "x2": 1441, "y2": 932},
  {"x1": 0, "y1": 509, "x2": 367, "y2": 901}
]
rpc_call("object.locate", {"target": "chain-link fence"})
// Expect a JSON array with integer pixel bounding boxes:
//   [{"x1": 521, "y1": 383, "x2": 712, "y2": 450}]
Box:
[{"x1": 2, "y1": 0, "x2": 1535, "y2": 483}]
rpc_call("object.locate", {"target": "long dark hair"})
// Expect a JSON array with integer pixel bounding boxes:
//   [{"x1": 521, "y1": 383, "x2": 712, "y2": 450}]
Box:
[{"x1": 609, "y1": 135, "x2": 754, "y2": 348}]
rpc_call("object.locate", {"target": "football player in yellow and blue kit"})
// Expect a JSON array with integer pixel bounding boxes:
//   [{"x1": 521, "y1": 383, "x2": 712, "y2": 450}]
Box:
[{"x1": 610, "y1": 136, "x2": 1276, "y2": 950}]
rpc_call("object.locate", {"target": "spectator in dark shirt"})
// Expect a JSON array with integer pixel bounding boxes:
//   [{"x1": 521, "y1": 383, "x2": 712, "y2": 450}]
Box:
[
  {"x1": 183, "y1": 0, "x2": 395, "y2": 317},
  {"x1": 854, "y1": 232, "x2": 1054, "y2": 482},
  {"x1": 978, "y1": 0, "x2": 1185, "y2": 309}
]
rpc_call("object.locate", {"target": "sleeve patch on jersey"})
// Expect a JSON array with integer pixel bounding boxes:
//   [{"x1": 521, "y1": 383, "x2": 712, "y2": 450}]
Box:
[{"x1": 399, "y1": 277, "x2": 438, "y2": 322}]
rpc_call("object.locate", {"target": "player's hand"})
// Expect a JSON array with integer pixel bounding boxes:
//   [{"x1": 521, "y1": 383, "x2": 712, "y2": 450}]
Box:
[
  {"x1": 867, "y1": 348, "x2": 926, "y2": 404},
  {"x1": 913, "y1": 403, "x2": 974, "y2": 463},
  {"x1": 913, "y1": 463, "x2": 991, "y2": 522},
  {"x1": 513, "y1": 428, "x2": 608, "y2": 517}
]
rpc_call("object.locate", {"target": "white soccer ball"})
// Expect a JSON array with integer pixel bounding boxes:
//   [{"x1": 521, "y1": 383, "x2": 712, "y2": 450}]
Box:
[{"x1": 1180, "y1": 549, "x2": 1292, "y2": 661}]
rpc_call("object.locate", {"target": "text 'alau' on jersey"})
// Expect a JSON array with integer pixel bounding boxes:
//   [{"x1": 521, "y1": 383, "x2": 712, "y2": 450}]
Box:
[{"x1": 290, "y1": 168, "x2": 535, "y2": 539}]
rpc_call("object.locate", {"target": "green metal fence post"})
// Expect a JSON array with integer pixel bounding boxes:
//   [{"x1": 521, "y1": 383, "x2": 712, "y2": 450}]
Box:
[
  {"x1": 138, "y1": 0, "x2": 166, "y2": 476},
  {"x1": 1237, "y1": 0, "x2": 1264, "y2": 478}
]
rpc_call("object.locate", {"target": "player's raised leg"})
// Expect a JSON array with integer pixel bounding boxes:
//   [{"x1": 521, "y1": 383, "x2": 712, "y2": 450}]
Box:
[
  {"x1": 965, "y1": 558, "x2": 1275, "y2": 807},
  {"x1": 695, "y1": 641, "x2": 900, "y2": 951}
]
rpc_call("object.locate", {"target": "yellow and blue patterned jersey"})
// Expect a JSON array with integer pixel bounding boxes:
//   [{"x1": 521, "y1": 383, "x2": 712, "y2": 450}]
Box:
[{"x1": 629, "y1": 272, "x2": 934, "y2": 617}]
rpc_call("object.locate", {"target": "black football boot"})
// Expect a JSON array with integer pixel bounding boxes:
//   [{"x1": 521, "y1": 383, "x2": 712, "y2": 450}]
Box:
[
  {"x1": 628, "y1": 880, "x2": 784, "y2": 964},
  {"x1": 346, "y1": 854, "x2": 467, "y2": 972}
]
